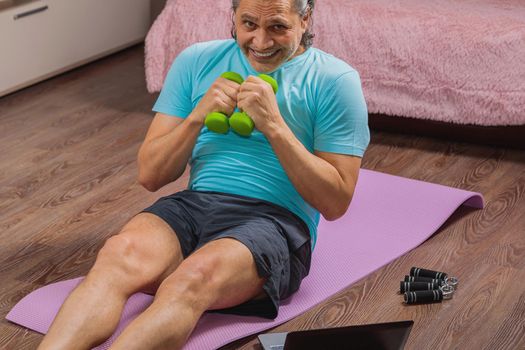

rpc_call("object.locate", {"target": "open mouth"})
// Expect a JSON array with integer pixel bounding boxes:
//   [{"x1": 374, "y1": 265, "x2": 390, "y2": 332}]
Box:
[{"x1": 249, "y1": 48, "x2": 279, "y2": 60}]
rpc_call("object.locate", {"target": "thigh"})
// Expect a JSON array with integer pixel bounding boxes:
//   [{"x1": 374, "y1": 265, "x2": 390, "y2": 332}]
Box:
[
  {"x1": 160, "y1": 237, "x2": 267, "y2": 311},
  {"x1": 199, "y1": 218, "x2": 303, "y2": 318},
  {"x1": 141, "y1": 191, "x2": 203, "y2": 258}
]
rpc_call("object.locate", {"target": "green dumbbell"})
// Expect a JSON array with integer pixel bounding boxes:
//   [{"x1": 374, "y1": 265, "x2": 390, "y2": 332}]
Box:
[
  {"x1": 229, "y1": 74, "x2": 279, "y2": 137},
  {"x1": 204, "y1": 72, "x2": 244, "y2": 134}
]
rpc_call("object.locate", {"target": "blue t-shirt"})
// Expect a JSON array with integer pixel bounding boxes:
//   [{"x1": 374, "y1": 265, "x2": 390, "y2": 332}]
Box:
[{"x1": 153, "y1": 39, "x2": 370, "y2": 248}]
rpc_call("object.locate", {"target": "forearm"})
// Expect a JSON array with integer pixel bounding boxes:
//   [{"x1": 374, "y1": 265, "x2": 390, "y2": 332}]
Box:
[
  {"x1": 266, "y1": 124, "x2": 354, "y2": 220},
  {"x1": 137, "y1": 114, "x2": 202, "y2": 191}
]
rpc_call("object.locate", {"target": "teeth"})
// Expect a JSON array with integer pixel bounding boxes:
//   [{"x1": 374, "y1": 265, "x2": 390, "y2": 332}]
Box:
[{"x1": 252, "y1": 49, "x2": 276, "y2": 57}]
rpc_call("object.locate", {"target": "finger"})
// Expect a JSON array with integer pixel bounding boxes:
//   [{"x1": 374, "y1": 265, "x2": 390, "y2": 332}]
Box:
[
  {"x1": 244, "y1": 75, "x2": 271, "y2": 89},
  {"x1": 237, "y1": 94, "x2": 261, "y2": 114},
  {"x1": 237, "y1": 90, "x2": 257, "y2": 106},
  {"x1": 219, "y1": 78, "x2": 241, "y2": 101},
  {"x1": 244, "y1": 75, "x2": 261, "y2": 84},
  {"x1": 236, "y1": 93, "x2": 249, "y2": 111},
  {"x1": 219, "y1": 76, "x2": 243, "y2": 89},
  {"x1": 239, "y1": 81, "x2": 261, "y2": 94},
  {"x1": 223, "y1": 86, "x2": 240, "y2": 103},
  {"x1": 219, "y1": 90, "x2": 237, "y2": 112}
]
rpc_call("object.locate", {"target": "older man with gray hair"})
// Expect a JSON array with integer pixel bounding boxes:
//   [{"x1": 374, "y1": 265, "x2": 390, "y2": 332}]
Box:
[{"x1": 38, "y1": 0, "x2": 369, "y2": 349}]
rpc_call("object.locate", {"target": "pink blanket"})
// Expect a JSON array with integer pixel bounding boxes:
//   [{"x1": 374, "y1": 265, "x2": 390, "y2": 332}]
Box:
[{"x1": 145, "y1": 0, "x2": 525, "y2": 126}]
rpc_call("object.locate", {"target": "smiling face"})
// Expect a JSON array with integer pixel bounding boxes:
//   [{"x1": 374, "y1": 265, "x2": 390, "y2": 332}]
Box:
[{"x1": 234, "y1": 0, "x2": 309, "y2": 73}]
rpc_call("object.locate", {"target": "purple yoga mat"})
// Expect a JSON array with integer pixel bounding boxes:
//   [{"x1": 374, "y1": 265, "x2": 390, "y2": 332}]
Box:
[{"x1": 6, "y1": 169, "x2": 483, "y2": 349}]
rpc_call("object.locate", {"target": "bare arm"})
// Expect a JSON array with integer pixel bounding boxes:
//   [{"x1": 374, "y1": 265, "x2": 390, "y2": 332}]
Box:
[
  {"x1": 137, "y1": 112, "x2": 202, "y2": 191},
  {"x1": 266, "y1": 124, "x2": 361, "y2": 221},
  {"x1": 138, "y1": 77, "x2": 241, "y2": 191},
  {"x1": 237, "y1": 76, "x2": 362, "y2": 220}
]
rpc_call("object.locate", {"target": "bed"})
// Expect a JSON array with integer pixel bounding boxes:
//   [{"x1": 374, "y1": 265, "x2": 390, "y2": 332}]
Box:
[{"x1": 145, "y1": 0, "x2": 525, "y2": 147}]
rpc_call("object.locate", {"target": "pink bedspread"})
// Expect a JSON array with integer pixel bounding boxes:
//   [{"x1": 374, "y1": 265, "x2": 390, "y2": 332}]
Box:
[{"x1": 145, "y1": 0, "x2": 525, "y2": 126}]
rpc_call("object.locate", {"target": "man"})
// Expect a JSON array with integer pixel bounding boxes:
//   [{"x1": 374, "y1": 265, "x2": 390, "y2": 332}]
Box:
[{"x1": 38, "y1": 0, "x2": 369, "y2": 349}]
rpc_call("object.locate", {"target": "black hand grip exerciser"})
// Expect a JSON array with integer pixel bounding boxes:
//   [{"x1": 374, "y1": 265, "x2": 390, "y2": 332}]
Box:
[
  {"x1": 404, "y1": 290, "x2": 444, "y2": 304},
  {"x1": 400, "y1": 281, "x2": 440, "y2": 293},
  {"x1": 410, "y1": 267, "x2": 448, "y2": 280},
  {"x1": 404, "y1": 275, "x2": 444, "y2": 285}
]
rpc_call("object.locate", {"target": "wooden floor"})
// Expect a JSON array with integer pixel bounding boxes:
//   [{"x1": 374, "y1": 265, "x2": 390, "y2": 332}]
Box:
[{"x1": 1, "y1": 45, "x2": 524, "y2": 350}]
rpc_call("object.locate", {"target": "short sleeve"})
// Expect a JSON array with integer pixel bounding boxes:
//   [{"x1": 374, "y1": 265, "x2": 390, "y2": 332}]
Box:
[
  {"x1": 152, "y1": 45, "x2": 197, "y2": 118},
  {"x1": 314, "y1": 71, "x2": 370, "y2": 157}
]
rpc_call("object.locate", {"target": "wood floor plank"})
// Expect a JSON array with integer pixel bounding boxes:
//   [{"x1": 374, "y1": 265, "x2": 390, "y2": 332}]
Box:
[
  {"x1": 414, "y1": 265, "x2": 525, "y2": 350},
  {"x1": 483, "y1": 289, "x2": 525, "y2": 350}
]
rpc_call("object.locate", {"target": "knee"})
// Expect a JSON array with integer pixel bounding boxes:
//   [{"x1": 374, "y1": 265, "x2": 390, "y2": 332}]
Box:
[
  {"x1": 156, "y1": 258, "x2": 218, "y2": 307},
  {"x1": 93, "y1": 234, "x2": 144, "y2": 277}
]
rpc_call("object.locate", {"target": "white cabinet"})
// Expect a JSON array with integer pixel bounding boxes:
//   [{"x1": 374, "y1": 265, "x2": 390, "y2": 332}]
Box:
[{"x1": 0, "y1": 0, "x2": 150, "y2": 97}]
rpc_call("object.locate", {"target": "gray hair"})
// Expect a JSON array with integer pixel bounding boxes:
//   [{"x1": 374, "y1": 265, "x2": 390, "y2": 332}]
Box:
[{"x1": 231, "y1": 0, "x2": 315, "y2": 49}]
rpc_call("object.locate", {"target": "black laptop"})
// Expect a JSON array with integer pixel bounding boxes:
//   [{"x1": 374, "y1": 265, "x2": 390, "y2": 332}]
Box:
[{"x1": 258, "y1": 320, "x2": 414, "y2": 350}]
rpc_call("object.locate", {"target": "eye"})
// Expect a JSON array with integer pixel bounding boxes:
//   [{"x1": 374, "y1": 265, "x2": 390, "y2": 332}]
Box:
[
  {"x1": 272, "y1": 24, "x2": 287, "y2": 31},
  {"x1": 243, "y1": 21, "x2": 256, "y2": 29}
]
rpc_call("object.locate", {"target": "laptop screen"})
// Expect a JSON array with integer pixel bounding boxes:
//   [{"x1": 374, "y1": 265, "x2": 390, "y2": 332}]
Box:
[{"x1": 259, "y1": 320, "x2": 414, "y2": 350}]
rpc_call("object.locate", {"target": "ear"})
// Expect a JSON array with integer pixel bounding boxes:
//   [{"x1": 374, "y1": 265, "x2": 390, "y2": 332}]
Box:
[
  {"x1": 300, "y1": 7, "x2": 311, "y2": 32},
  {"x1": 231, "y1": 11, "x2": 237, "y2": 39}
]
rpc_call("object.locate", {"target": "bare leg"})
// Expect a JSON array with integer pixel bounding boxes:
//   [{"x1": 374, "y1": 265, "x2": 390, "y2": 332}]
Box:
[
  {"x1": 38, "y1": 213, "x2": 184, "y2": 350},
  {"x1": 109, "y1": 238, "x2": 267, "y2": 350}
]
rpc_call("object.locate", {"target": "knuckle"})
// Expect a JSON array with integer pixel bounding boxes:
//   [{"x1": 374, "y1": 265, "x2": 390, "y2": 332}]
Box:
[{"x1": 211, "y1": 89, "x2": 221, "y2": 98}]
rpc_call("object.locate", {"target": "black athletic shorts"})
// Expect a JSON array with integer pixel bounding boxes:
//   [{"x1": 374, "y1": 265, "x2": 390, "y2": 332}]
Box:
[{"x1": 141, "y1": 190, "x2": 312, "y2": 319}]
